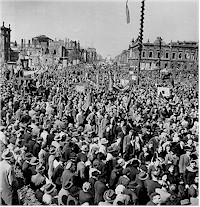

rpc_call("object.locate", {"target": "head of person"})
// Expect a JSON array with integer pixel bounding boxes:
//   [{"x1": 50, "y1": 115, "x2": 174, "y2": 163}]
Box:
[
  {"x1": 167, "y1": 164, "x2": 174, "y2": 173},
  {"x1": 1, "y1": 149, "x2": 15, "y2": 164},
  {"x1": 150, "y1": 192, "x2": 161, "y2": 205},
  {"x1": 65, "y1": 160, "x2": 76, "y2": 172},
  {"x1": 169, "y1": 184, "x2": 177, "y2": 192},
  {"x1": 148, "y1": 142, "x2": 153, "y2": 149},
  {"x1": 165, "y1": 145, "x2": 171, "y2": 152},
  {"x1": 117, "y1": 158, "x2": 125, "y2": 167},
  {"x1": 185, "y1": 147, "x2": 192, "y2": 156},
  {"x1": 189, "y1": 160, "x2": 197, "y2": 170},
  {"x1": 154, "y1": 158, "x2": 160, "y2": 167},
  {"x1": 161, "y1": 173, "x2": 168, "y2": 182},
  {"x1": 129, "y1": 129, "x2": 134, "y2": 136}
]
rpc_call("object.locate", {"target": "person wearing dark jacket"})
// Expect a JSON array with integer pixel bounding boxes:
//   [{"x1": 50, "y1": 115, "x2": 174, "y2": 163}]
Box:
[
  {"x1": 136, "y1": 171, "x2": 150, "y2": 205},
  {"x1": 109, "y1": 164, "x2": 123, "y2": 189},
  {"x1": 79, "y1": 182, "x2": 93, "y2": 205},
  {"x1": 127, "y1": 159, "x2": 140, "y2": 181},
  {"x1": 147, "y1": 192, "x2": 162, "y2": 205},
  {"x1": 27, "y1": 135, "x2": 37, "y2": 154},
  {"x1": 184, "y1": 161, "x2": 198, "y2": 186},
  {"x1": 32, "y1": 137, "x2": 43, "y2": 158},
  {"x1": 94, "y1": 177, "x2": 107, "y2": 204},
  {"x1": 52, "y1": 157, "x2": 65, "y2": 192}
]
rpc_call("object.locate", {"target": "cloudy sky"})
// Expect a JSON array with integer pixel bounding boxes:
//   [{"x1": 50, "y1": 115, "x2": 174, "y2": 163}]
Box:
[{"x1": 0, "y1": 0, "x2": 199, "y2": 58}]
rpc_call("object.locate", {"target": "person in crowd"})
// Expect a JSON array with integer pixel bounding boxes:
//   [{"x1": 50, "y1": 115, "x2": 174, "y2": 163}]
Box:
[{"x1": 0, "y1": 63, "x2": 198, "y2": 206}]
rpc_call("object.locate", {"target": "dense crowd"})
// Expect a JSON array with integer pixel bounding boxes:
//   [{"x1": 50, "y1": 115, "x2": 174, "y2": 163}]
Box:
[{"x1": 0, "y1": 63, "x2": 199, "y2": 205}]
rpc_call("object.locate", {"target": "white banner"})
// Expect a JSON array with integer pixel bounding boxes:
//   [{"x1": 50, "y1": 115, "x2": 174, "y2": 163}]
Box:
[
  {"x1": 75, "y1": 85, "x2": 85, "y2": 93},
  {"x1": 132, "y1": 75, "x2": 137, "y2": 81},
  {"x1": 121, "y1": 79, "x2": 129, "y2": 87},
  {"x1": 157, "y1": 87, "x2": 170, "y2": 97}
]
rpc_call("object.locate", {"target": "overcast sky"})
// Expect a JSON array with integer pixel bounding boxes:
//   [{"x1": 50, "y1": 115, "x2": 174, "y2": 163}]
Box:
[{"x1": 0, "y1": 0, "x2": 199, "y2": 58}]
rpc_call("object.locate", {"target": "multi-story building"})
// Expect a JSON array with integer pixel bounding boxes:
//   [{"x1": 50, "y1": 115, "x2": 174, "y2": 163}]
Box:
[
  {"x1": 115, "y1": 49, "x2": 130, "y2": 66},
  {"x1": 1, "y1": 23, "x2": 99, "y2": 67},
  {"x1": 128, "y1": 37, "x2": 198, "y2": 70},
  {"x1": 115, "y1": 37, "x2": 198, "y2": 70}
]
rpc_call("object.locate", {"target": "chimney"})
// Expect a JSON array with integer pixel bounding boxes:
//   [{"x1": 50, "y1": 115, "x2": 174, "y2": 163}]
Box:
[
  {"x1": 21, "y1": 39, "x2": 23, "y2": 47},
  {"x1": 28, "y1": 40, "x2": 31, "y2": 47}
]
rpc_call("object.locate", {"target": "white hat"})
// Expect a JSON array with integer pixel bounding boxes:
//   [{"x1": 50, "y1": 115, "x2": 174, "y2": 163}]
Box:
[
  {"x1": 115, "y1": 184, "x2": 125, "y2": 195},
  {"x1": 81, "y1": 202, "x2": 89, "y2": 206},
  {"x1": 117, "y1": 158, "x2": 125, "y2": 165},
  {"x1": 66, "y1": 161, "x2": 73, "y2": 170},
  {"x1": 85, "y1": 160, "x2": 91, "y2": 167},
  {"x1": 106, "y1": 153, "x2": 113, "y2": 162},
  {"x1": 100, "y1": 138, "x2": 108, "y2": 145},
  {"x1": 71, "y1": 138, "x2": 78, "y2": 143},
  {"x1": 81, "y1": 145, "x2": 88, "y2": 152}
]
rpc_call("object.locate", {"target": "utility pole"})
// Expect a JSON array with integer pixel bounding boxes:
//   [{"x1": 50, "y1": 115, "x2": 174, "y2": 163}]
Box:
[
  {"x1": 158, "y1": 36, "x2": 162, "y2": 77},
  {"x1": 137, "y1": 0, "x2": 145, "y2": 86}
]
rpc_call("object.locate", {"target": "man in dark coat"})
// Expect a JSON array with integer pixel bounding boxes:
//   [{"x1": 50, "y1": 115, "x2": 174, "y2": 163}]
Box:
[
  {"x1": 127, "y1": 159, "x2": 140, "y2": 181},
  {"x1": 109, "y1": 164, "x2": 123, "y2": 189},
  {"x1": 27, "y1": 135, "x2": 37, "y2": 154},
  {"x1": 32, "y1": 137, "x2": 43, "y2": 158},
  {"x1": 78, "y1": 182, "x2": 93, "y2": 205},
  {"x1": 146, "y1": 192, "x2": 162, "y2": 205},
  {"x1": 52, "y1": 157, "x2": 65, "y2": 192},
  {"x1": 94, "y1": 177, "x2": 107, "y2": 204},
  {"x1": 145, "y1": 171, "x2": 162, "y2": 196}
]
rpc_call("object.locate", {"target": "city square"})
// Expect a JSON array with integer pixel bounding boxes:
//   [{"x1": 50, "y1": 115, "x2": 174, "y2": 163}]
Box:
[{"x1": 0, "y1": 0, "x2": 199, "y2": 205}]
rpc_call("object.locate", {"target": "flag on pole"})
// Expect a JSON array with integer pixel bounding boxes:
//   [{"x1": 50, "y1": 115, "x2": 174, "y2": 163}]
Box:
[{"x1": 126, "y1": 0, "x2": 130, "y2": 24}]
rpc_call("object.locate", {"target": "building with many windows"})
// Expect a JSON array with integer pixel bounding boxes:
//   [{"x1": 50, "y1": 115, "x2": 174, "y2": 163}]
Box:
[
  {"x1": 115, "y1": 37, "x2": 198, "y2": 70},
  {"x1": 1, "y1": 23, "x2": 99, "y2": 67}
]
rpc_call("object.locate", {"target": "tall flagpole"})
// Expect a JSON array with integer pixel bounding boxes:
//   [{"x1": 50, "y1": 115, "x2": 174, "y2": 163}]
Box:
[{"x1": 137, "y1": 0, "x2": 145, "y2": 86}]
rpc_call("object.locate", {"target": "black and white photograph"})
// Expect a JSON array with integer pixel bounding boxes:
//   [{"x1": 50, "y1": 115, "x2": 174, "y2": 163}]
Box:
[{"x1": 0, "y1": 0, "x2": 199, "y2": 205}]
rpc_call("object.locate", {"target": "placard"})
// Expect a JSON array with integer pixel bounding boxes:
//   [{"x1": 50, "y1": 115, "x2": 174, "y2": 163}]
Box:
[
  {"x1": 75, "y1": 85, "x2": 85, "y2": 93},
  {"x1": 157, "y1": 87, "x2": 170, "y2": 97}
]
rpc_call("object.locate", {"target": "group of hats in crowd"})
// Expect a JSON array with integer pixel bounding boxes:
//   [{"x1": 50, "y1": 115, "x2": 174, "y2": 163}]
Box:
[{"x1": 0, "y1": 66, "x2": 199, "y2": 206}]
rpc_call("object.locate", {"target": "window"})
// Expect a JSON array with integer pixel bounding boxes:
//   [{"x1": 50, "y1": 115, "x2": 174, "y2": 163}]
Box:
[
  {"x1": 157, "y1": 52, "x2": 160, "y2": 58},
  {"x1": 172, "y1": 53, "x2": 176, "y2": 59},
  {"x1": 142, "y1": 51, "x2": 146, "y2": 57},
  {"x1": 165, "y1": 52, "x2": 169, "y2": 59},
  {"x1": 149, "y1": 51, "x2": 153, "y2": 58},
  {"x1": 178, "y1": 52, "x2": 182, "y2": 59},
  {"x1": 185, "y1": 54, "x2": 187, "y2": 59}
]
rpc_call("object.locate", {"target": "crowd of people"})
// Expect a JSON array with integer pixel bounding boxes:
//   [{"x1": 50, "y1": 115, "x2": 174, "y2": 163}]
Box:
[{"x1": 0, "y1": 63, "x2": 199, "y2": 205}]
